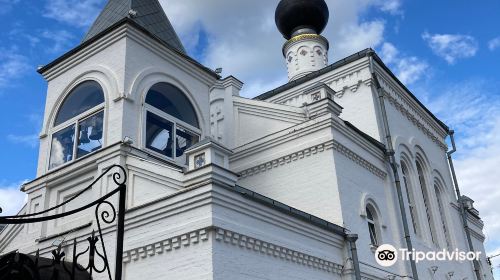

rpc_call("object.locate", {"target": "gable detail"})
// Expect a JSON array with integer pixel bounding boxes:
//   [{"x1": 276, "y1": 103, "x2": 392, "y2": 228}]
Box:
[{"x1": 268, "y1": 62, "x2": 372, "y2": 106}]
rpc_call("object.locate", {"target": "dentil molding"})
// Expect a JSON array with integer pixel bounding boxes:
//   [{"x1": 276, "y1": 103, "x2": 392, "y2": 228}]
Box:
[{"x1": 122, "y1": 226, "x2": 344, "y2": 276}]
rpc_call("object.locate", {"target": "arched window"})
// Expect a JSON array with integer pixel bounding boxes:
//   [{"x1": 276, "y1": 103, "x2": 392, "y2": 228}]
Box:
[
  {"x1": 401, "y1": 162, "x2": 419, "y2": 235},
  {"x1": 49, "y1": 81, "x2": 105, "y2": 170},
  {"x1": 297, "y1": 47, "x2": 311, "y2": 67},
  {"x1": 313, "y1": 46, "x2": 325, "y2": 67},
  {"x1": 434, "y1": 184, "x2": 451, "y2": 249},
  {"x1": 366, "y1": 205, "x2": 380, "y2": 246},
  {"x1": 416, "y1": 161, "x2": 437, "y2": 246},
  {"x1": 144, "y1": 83, "x2": 200, "y2": 164}
]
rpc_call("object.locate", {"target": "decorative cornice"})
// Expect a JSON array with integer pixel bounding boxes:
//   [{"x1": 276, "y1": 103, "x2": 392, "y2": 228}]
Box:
[
  {"x1": 373, "y1": 71, "x2": 448, "y2": 150},
  {"x1": 266, "y1": 57, "x2": 447, "y2": 151},
  {"x1": 214, "y1": 227, "x2": 343, "y2": 275},
  {"x1": 383, "y1": 90, "x2": 448, "y2": 151},
  {"x1": 278, "y1": 67, "x2": 372, "y2": 106},
  {"x1": 332, "y1": 140, "x2": 387, "y2": 179},
  {"x1": 235, "y1": 102, "x2": 305, "y2": 123},
  {"x1": 238, "y1": 140, "x2": 387, "y2": 179},
  {"x1": 122, "y1": 228, "x2": 210, "y2": 263},
  {"x1": 123, "y1": 226, "x2": 344, "y2": 275}
]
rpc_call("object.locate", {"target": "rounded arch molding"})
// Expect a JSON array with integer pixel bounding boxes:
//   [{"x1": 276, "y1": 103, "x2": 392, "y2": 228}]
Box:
[
  {"x1": 43, "y1": 66, "x2": 119, "y2": 136},
  {"x1": 359, "y1": 193, "x2": 386, "y2": 228},
  {"x1": 432, "y1": 169, "x2": 454, "y2": 199},
  {"x1": 129, "y1": 67, "x2": 206, "y2": 129},
  {"x1": 394, "y1": 135, "x2": 415, "y2": 164}
]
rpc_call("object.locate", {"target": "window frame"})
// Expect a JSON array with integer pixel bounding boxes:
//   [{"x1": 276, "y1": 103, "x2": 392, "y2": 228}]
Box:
[
  {"x1": 401, "y1": 162, "x2": 420, "y2": 236},
  {"x1": 434, "y1": 183, "x2": 452, "y2": 250},
  {"x1": 48, "y1": 83, "x2": 106, "y2": 172},
  {"x1": 416, "y1": 161, "x2": 438, "y2": 247},
  {"x1": 365, "y1": 204, "x2": 382, "y2": 248},
  {"x1": 53, "y1": 80, "x2": 105, "y2": 127},
  {"x1": 143, "y1": 103, "x2": 201, "y2": 164}
]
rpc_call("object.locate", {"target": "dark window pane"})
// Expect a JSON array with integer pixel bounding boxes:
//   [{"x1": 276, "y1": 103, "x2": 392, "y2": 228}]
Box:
[
  {"x1": 146, "y1": 112, "x2": 174, "y2": 158},
  {"x1": 49, "y1": 125, "x2": 75, "y2": 169},
  {"x1": 435, "y1": 185, "x2": 451, "y2": 249},
  {"x1": 77, "y1": 111, "x2": 104, "y2": 158},
  {"x1": 417, "y1": 162, "x2": 437, "y2": 245},
  {"x1": 366, "y1": 207, "x2": 373, "y2": 220},
  {"x1": 402, "y1": 163, "x2": 418, "y2": 234},
  {"x1": 368, "y1": 223, "x2": 378, "y2": 245},
  {"x1": 145, "y1": 83, "x2": 199, "y2": 128},
  {"x1": 55, "y1": 81, "x2": 104, "y2": 126},
  {"x1": 175, "y1": 126, "x2": 199, "y2": 164}
]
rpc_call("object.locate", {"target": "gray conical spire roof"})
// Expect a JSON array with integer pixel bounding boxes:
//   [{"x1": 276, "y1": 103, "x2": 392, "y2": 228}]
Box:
[{"x1": 83, "y1": 0, "x2": 186, "y2": 53}]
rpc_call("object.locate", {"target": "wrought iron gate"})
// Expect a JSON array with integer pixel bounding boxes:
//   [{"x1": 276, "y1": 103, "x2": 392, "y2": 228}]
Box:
[{"x1": 0, "y1": 164, "x2": 127, "y2": 280}]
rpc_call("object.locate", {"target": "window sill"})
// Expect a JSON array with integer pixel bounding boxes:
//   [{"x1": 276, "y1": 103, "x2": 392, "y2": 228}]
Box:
[
  {"x1": 48, "y1": 146, "x2": 104, "y2": 173},
  {"x1": 370, "y1": 244, "x2": 379, "y2": 252},
  {"x1": 142, "y1": 147, "x2": 188, "y2": 169}
]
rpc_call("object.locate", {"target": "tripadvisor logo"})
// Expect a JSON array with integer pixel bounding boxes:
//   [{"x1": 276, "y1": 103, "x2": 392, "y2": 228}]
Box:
[
  {"x1": 374, "y1": 244, "x2": 482, "y2": 267},
  {"x1": 375, "y1": 244, "x2": 398, "y2": 267}
]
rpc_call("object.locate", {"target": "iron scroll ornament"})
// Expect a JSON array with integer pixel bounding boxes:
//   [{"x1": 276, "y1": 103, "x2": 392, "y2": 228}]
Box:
[{"x1": 0, "y1": 164, "x2": 127, "y2": 280}]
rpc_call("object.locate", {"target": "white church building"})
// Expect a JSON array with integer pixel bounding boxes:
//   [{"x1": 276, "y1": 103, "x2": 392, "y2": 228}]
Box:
[{"x1": 0, "y1": 0, "x2": 494, "y2": 279}]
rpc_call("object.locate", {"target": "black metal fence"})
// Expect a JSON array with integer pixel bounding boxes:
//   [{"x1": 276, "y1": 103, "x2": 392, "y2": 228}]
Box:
[{"x1": 0, "y1": 164, "x2": 127, "y2": 280}]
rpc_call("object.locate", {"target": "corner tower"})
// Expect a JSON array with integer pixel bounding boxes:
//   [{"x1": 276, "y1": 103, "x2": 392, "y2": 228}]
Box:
[{"x1": 275, "y1": 0, "x2": 330, "y2": 81}]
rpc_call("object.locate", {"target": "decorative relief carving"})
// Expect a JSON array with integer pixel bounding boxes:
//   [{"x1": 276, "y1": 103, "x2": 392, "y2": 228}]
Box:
[
  {"x1": 210, "y1": 105, "x2": 224, "y2": 140},
  {"x1": 279, "y1": 71, "x2": 367, "y2": 105},
  {"x1": 214, "y1": 228, "x2": 343, "y2": 275},
  {"x1": 239, "y1": 140, "x2": 387, "y2": 179},
  {"x1": 311, "y1": 92, "x2": 321, "y2": 101},
  {"x1": 349, "y1": 80, "x2": 363, "y2": 93},
  {"x1": 329, "y1": 70, "x2": 361, "y2": 91},
  {"x1": 194, "y1": 153, "x2": 206, "y2": 169}
]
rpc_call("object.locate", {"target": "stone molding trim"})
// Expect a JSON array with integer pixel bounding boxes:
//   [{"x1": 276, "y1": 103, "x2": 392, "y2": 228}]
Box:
[
  {"x1": 263, "y1": 58, "x2": 369, "y2": 103},
  {"x1": 122, "y1": 228, "x2": 210, "y2": 263},
  {"x1": 238, "y1": 140, "x2": 387, "y2": 180},
  {"x1": 278, "y1": 68, "x2": 371, "y2": 107},
  {"x1": 333, "y1": 140, "x2": 387, "y2": 179},
  {"x1": 122, "y1": 226, "x2": 344, "y2": 276},
  {"x1": 374, "y1": 71, "x2": 448, "y2": 150},
  {"x1": 383, "y1": 91, "x2": 447, "y2": 151},
  {"x1": 265, "y1": 59, "x2": 447, "y2": 151},
  {"x1": 214, "y1": 227, "x2": 344, "y2": 275}
]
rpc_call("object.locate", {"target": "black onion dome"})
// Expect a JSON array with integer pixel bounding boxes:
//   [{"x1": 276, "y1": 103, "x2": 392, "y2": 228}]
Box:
[{"x1": 275, "y1": 0, "x2": 329, "y2": 40}]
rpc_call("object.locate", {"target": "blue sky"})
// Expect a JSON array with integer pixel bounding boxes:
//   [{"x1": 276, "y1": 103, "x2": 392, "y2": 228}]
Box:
[{"x1": 0, "y1": 0, "x2": 499, "y2": 275}]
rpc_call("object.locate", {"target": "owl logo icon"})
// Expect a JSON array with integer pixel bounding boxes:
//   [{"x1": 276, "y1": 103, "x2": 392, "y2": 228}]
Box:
[{"x1": 375, "y1": 244, "x2": 398, "y2": 267}]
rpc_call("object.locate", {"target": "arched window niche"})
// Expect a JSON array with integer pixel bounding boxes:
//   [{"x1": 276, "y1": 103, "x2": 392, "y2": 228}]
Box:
[
  {"x1": 49, "y1": 81, "x2": 105, "y2": 170},
  {"x1": 366, "y1": 204, "x2": 381, "y2": 247},
  {"x1": 144, "y1": 82, "x2": 200, "y2": 165},
  {"x1": 401, "y1": 161, "x2": 420, "y2": 236},
  {"x1": 360, "y1": 194, "x2": 384, "y2": 248},
  {"x1": 434, "y1": 181, "x2": 452, "y2": 250},
  {"x1": 415, "y1": 159, "x2": 438, "y2": 246}
]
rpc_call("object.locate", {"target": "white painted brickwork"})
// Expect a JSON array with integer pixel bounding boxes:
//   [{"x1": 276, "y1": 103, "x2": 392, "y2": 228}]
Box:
[{"x1": 0, "y1": 18, "x2": 493, "y2": 280}]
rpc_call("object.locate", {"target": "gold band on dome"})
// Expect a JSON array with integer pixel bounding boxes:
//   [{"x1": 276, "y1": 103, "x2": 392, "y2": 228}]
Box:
[
  {"x1": 288, "y1": 34, "x2": 322, "y2": 43},
  {"x1": 282, "y1": 34, "x2": 330, "y2": 56}
]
